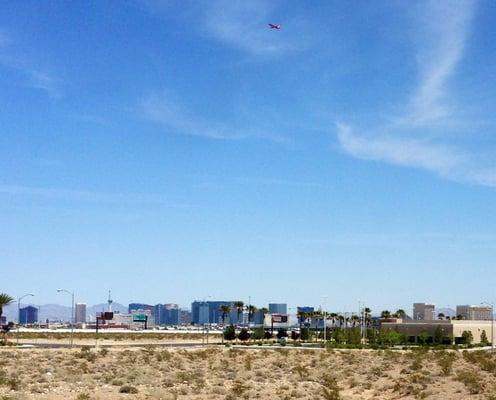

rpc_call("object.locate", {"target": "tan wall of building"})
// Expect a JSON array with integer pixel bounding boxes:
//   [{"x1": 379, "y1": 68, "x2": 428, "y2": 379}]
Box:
[{"x1": 382, "y1": 320, "x2": 495, "y2": 344}]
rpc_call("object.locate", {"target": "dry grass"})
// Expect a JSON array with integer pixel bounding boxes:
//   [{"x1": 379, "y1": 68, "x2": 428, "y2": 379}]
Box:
[{"x1": 1, "y1": 346, "x2": 496, "y2": 399}]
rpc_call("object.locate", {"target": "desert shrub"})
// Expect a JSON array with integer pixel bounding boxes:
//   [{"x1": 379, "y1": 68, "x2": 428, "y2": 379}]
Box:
[
  {"x1": 463, "y1": 350, "x2": 496, "y2": 373},
  {"x1": 119, "y1": 385, "x2": 138, "y2": 394},
  {"x1": 230, "y1": 381, "x2": 249, "y2": 396},
  {"x1": 223, "y1": 325, "x2": 236, "y2": 341},
  {"x1": 436, "y1": 352, "x2": 456, "y2": 375},
  {"x1": 251, "y1": 327, "x2": 265, "y2": 340},
  {"x1": 320, "y1": 374, "x2": 340, "y2": 400},
  {"x1": 76, "y1": 393, "x2": 91, "y2": 400},
  {"x1": 455, "y1": 369, "x2": 484, "y2": 394},
  {"x1": 290, "y1": 330, "x2": 300, "y2": 341},
  {"x1": 75, "y1": 349, "x2": 97, "y2": 362},
  {"x1": 238, "y1": 328, "x2": 251, "y2": 341},
  {"x1": 276, "y1": 329, "x2": 288, "y2": 339},
  {"x1": 292, "y1": 365, "x2": 309, "y2": 380},
  {"x1": 99, "y1": 348, "x2": 108, "y2": 357}
]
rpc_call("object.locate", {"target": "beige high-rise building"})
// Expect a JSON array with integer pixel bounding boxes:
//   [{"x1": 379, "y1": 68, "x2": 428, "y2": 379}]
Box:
[
  {"x1": 75, "y1": 303, "x2": 87, "y2": 323},
  {"x1": 413, "y1": 303, "x2": 435, "y2": 320},
  {"x1": 456, "y1": 305, "x2": 492, "y2": 321}
]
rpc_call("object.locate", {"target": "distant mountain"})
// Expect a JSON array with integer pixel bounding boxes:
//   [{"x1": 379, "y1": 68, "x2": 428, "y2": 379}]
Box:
[
  {"x1": 436, "y1": 308, "x2": 456, "y2": 318},
  {"x1": 87, "y1": 303, "x2": 128, "y2": 317},
  {"x1": 3, "y1": 302, "x2": 128, "y2": 322}
]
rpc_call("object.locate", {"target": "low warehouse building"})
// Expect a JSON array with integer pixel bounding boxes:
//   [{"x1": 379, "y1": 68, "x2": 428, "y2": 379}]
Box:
[{"x1": 381, "y1": 319, "x2": 494, "y2": 345}]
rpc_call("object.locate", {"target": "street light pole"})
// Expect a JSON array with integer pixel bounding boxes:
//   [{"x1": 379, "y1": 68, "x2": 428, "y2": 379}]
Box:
[
  {"x1": 57, "y1": 289, "x2": 74, "y2": 348},
  {"x1": 17, "y1": 293, "x2": 35, "y2": 346},
  {"x1": 322, "y1": 295, "x2": 328, "y2": 345}
]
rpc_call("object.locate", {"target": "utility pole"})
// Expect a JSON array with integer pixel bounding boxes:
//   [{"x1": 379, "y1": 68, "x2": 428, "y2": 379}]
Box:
[
  {"x1": 17, "y1": 293, "x2": 35, "y2": 346},
  {"x1": 57, "y1": 289, "x2": 75, "y2": 348}
]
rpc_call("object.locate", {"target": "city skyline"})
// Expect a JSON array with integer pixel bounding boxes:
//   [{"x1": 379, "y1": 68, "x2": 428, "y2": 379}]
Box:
[{"x1": 2, "y1": 1, "x2": 496, "y2": 309}]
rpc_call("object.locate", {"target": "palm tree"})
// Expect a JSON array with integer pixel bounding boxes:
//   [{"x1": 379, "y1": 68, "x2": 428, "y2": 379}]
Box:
[
  {"x1": 0, "y1": 293, "x2": 14, "y2": 323},
  {"x1": 394, "y1": 309, "x2": 406, "y2": 319},
  {"x1": 380, "y1": 310, "x2": 391, "y2": 319},
  {"x1": 364, "y1": 307, "x2": 372, "y2": 328},
  {"x1": 329, "y1": 312, "x2": 338, "y2": 328},
  {"x1": 312, "y1": 311, "x2": 322, "y2": 341},
  {"x1": 219, "y1": 305, "x2": 231, "y2": 326},
  {"x1": 350, "y1": 315, "x2": 360, "y2": 328},
  {"x1": 247, "y1": 305, "x2": 257, "y2": 324},
  {"x1": 0, "y1": 293, "x2": 14, "y2": 345},
  {"x1": 437, "y1": 312, "x2": 445, "y2": 320},
  {"x1": 233, "y1": 301, "x2": 244, "y2": 326}
]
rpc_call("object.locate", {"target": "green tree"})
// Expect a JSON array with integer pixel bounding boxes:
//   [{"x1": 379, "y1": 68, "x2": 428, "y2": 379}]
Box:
[
  {"x1": 0, "y1": 293, "x2": 14, "y2": 345},
  {"x1": 461, "y1": 330, "x2": 473, "y2": 345},
  {"x1": 380, "y1": 330, "x2": 405, "y2": 346},
  {"x1": 219, "y1": 305, "x2": 231, "y2": 326},
  {"x1": 300, "y1": 327, "x2": 311, "y2": 341},
  {"x1": 418, "y1": 330, "x2": 430, "y2": 345},
  {"x1": 0, "y1": 293, "x2": 14, "y2": 323},
  {"x1": 434, "y1": 326, "x2": 444, "y2": 344},
  {"x1": 247, "y1": 305, "x2": 257, "y2": 324},
  {"x1": 480, "y1": 330, "x2": 488, "y2": 346},
  {"x1": 238, "y1": 328, "x2": 250, "y2": 341},
  {"x1": 437, "y1": 312, "x2": 445, "y2": 320},
  {"x1": 380, "y1": 310, "x2": 391, "y2": 319},
  {"x1": 223, "y1": 325, "x2": 236, "y2": 341},
  {"x1": 233, "y1": 301, "x2": 244, "y2": 325},
  {"x1": 394, "y1": 309, "x2": 406, "y2": 319},
  {"x1": 251, "y1": 327, "x2": 265, "y2": 340}
]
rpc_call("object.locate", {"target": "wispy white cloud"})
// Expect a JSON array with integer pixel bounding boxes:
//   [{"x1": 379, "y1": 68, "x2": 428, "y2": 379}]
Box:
[
  {"x1": 336, "y1": 123, "x2": 465, "y2": 175},
  {"x1": 0, "y1": 30, "x2": 61, "y2": 98},
  {"x1": 141, "y1": 93, "x2": 245, "y2": 140},
  {"x1": 406, "y1": 1, "x2": 475, "y2": 125},
  {"x1": 0, "y1": 184, "x2": 191, "y2": 207},
  {"x1": 335, "y1": 1, "x2": 494, "y2": 187},
  {"x1": 27, "y1": 71, "x2": 61, "y2": 98},
  {"x1": 140, "y1": 92, "x2": 288, "y2": 142}
]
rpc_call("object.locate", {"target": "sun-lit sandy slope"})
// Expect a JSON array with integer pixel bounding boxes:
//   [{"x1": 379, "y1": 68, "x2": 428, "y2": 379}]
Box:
[{"x1": 2, "y1": 346, "x2": 496, "y2": 399}]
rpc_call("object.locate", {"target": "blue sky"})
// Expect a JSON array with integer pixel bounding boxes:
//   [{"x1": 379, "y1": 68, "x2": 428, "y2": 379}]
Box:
[{"x1": 1, "y1": 1, "x2": 496, "y2": 314}]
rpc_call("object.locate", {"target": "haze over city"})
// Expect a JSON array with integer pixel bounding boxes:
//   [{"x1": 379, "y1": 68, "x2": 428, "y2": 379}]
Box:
[{"x1": 2, "y1": 0, "x2": 496, "y2": 313}]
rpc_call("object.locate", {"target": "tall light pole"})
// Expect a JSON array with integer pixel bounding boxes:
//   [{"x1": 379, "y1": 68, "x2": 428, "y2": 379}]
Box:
[
  {"x1": 481, "y1": 302, "x2": 494, "y2": 351},
  {"x1": 17, "y1": 293, "x2": 35, "y2": 346},
  {"x1": 322, "y1": 295, "x2": 328, "y2": 345},
  {"x1": 57, "y1": 289, "x2": 74, "y2": 348}
]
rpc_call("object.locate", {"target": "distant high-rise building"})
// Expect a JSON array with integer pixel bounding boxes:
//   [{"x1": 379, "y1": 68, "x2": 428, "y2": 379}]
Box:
[
  {"x1": 179, "y1": 309, "x2": 192, "y2": 325},
  {"x1": 413, "y1": 303, "x2": 435, "y2": 320},
  {"x1": 154, "y1": 303, "x2": 180, "y2": 325},
  {"x1": 129, "y1": 303, "x2": 154, "y2": 314},
  {"x1": 19, "y1": 306, "x2": 38, "y2": 324},
  {"x1": 75, "y1": 303, "x2": 87, "y2": 323},
  {"x1": 269, "y1": 303, "x2": 287, "y2": 315},
  {"x1": 191, "y1": 301, "x2": 235, "y2": 324},
  {"x1": 456, "y1": 305, "x2": 492, "y2": 321}
]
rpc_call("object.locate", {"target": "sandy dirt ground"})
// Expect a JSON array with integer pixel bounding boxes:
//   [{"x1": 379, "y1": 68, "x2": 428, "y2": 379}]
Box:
[{"x1": 1, "y1": 346, "x2": 496, "y2": 399}]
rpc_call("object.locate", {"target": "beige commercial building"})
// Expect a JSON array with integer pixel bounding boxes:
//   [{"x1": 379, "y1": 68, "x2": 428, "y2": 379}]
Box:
[
  {"x1": 382, "y1": 319, "x2": 494, "y2": 345},
  {"x1": 456, "y1": 305, "x2": 492, "y2": 321},
  {"x1": 75, "y1": 303, "x2": 87, "y2": 324},
  {"x1": 413, "y1": 303, "x2": 435, "y2": 320}
]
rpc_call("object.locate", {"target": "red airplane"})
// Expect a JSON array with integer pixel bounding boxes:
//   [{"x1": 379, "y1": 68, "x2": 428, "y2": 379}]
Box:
[{"x1": 268, "y1": 23, "x2": 281, "y2": 30}]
